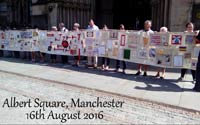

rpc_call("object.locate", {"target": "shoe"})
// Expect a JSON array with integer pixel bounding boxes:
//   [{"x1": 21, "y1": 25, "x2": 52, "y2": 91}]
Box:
[
  {"x1": 85, "y1": 64, "x2": 93, "y2": 68},
  {"x1": 101, "y1": 65, "x2": 105, "y2": 69},
  {"x1": 93, "y1": 66, "x2": 98, "y2": 69},
  {"x1": 40, "y1": 60, "x2": 45, "y2": 63},
  {"x1": 114, "y1": 69, "x2": 119, "y2": 72},
  {"x1": 72, "y1": 64, "x2": 79, "y2": 67},
  {"x1": 105, "y1": 66, "x2": 109, "y2": 70},
  {"x1": 135, "y1": 71, "x2": 141, "y2": 76},
  {"x1": 31, "y1": 59, "x2": 36, "y2": 62},
  {"x1": 177, "y1": 77, "x2": 183, "y2": 81},
  {"x1": 155, "y1": 73, "x2": 160, "y2": 78},
  {"x1": 143, "y1": 72, "x2": 147, "y2": 77},
  {"x1": 122, "y1": 70, "x2": 126, "y2": 74},
  {"x1": 192, "y1": 79, "x2": 196, "y2": 84},
  {"x1": 160, "y1": 76, "x2": 164, "y2": 79}
]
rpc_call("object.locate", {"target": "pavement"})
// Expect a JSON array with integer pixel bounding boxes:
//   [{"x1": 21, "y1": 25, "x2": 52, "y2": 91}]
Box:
[
  {"x1": 0, "y1": 57, "x2": 200, "y2": 112},
  {"x1": 1, "y1": 71, "x2": 200, "y2": 124}
]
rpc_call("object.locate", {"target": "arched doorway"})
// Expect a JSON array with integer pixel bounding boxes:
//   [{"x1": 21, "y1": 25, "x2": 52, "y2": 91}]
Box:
[
  {"x1": 95, "y1": 0, "x2": 152, "y2": 30},
  {"x1": 113, "y1": 0, "x2": 152, "y2": 30}
]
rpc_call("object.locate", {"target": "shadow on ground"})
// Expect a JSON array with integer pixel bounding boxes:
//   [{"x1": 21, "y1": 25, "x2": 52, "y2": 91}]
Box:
[{"x1": 0, "y1": 57, "x2": 194, "y2": 93}]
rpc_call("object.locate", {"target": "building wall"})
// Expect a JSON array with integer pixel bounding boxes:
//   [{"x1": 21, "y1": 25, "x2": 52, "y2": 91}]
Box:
[
  {"x1": 1, "y1": 0, "x2": 200, "y2": 31},
  {"x1": 151, "y1": 0, "x2": 171, "y2": 31},
  {"x1": 192, "y1": 0, "x2": 200, "y2": 30},
  {"x1": 0, "y1": 0, "x2": 31, "y2": 29},
  {"x1": 31, "y1": 0, "x2": 96, "y2": 30},
  {"x1": 152, "y1": 0, "x2": 200, "y2": 32},
  {"x1": 169, "y1": 0, "x2": 193, "y2": 31}
]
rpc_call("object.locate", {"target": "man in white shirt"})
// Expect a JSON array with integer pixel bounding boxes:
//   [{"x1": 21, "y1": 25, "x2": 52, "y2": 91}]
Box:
[
  {"x1": 86, "y1": 19, "x2": 99, "y2": 68},
  {"x1": 135, "y1": 20, "x2": 154, "y2": 76},
  {"x1": 59, "y1": 23, "x2": 68, "y2": 33},
  {"x1": 87, "y1": 19, "x2": 99, "y2": 30}
]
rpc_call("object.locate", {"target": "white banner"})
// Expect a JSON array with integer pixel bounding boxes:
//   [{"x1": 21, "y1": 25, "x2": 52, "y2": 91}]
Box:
[{"x1": 0, "y1": 30, "x2": 199, "y2": 70}]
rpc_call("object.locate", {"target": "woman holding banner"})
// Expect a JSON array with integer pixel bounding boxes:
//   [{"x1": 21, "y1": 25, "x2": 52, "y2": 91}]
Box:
[
  {"x1": 72, "y1": 23, "x2": 81, "y2": 67},
  {"x1": 50, "y1": 26, "x2": 58, "y2": 63},
  {"x1": 101, "y1": 25, "x2": 110, "y2": 70},
  {"x1": 86, "y1": 19, "x2": 99, "y2": 68},
  {"x1": 115, "y1": 24, "x2": 127, "y2": 74},
  {"x1": 155, "y1": 27, "x2": 168, "y2": 79},
  {"x1": 193, "y1": 31, "x2": 200, "y2": 92},
  {"x1": 177, "y1": 22, "x2": 197, "y2": 83},
  {"x1": 59, "y1": 23, "x2": 69, "y2": 64}
]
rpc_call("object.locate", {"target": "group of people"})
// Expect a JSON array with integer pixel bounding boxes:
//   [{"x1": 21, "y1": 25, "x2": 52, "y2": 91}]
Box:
[{"x1": 0, "y1": 19, "x2": 200, "y2": 92}]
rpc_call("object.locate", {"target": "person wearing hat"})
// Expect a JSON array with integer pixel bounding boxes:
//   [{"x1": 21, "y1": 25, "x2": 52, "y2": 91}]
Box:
[
  {"x1": 193, "y1": 30, "x2": 200, "y2": 92},
  {"x1": 72, "y1": 23, "x2": 81, "y2": 67}
]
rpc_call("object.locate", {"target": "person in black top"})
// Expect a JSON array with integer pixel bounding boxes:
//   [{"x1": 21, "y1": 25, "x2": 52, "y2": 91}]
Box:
[{"x1": 193, "y1": 30, "x2": 200, "y2": 92}]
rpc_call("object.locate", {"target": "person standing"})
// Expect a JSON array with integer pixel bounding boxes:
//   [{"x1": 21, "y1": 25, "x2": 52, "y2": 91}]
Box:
[
  {"x1": 135, "y1": 17, "x2": 140, "y2": 30},
  {"x1": 155, "y1": 27, "x2": 168, "y2": 79},
  {"x1": 59, "y1": 22, "x2": 69, "y2": 64},
  {"x1": 115, "y1": 24, "x2": 127, "y2": 74},
  {"x1": 177, "y1": 22, "x2": 197, "y2": 83},
  {"x1": 101, "y1": 25, "x2": 110, "y2": 70},
  {"x1": 50, "y1": 26, "x2": 58, "y2": 63},
  {"x1": 0, "y1": 50, "x2": 3, "y2": 57},
  {"x1": 72, "y1": 23, "x2": 81, "y2": 67},
  {"x1": 87, "y1": 19, "x2": 99, "y2": 68},
  {"x1": 193, "y1": 31, "x2": 200, "y2": 92},
  {"x1": 135, "y1": 20, "x2": 154, "y2": 76}
]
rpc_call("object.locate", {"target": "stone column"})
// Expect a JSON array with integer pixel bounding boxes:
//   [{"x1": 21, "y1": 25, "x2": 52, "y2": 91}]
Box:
[{"x1": 47, "y1": 3, "x2": 58, "y2": 30}]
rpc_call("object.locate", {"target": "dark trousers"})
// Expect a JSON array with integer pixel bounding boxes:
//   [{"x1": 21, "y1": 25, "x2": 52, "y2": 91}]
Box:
[
  {"x1": 194, "y1": 52, "x2": 200, "y2": 91},
  {"x1": 181, "y1": 69, "x2": 196, "y2": 80},
  {"x1": 116, "y1": 60, "x2": 126, "y2": 70},
  {"x1": 61, "y1": 55, "x2": 68, "y2": 64},
  {"x1": 0, "y1": 50, "x2": 3, "y2": 57},
  {"x1": 102, "y1": 57, "x2": 110, "y2": 66},
  {"x1": 51, "y1": 54, "x2": 57, "y2": 60},
  {"x1": 14, "y1": 51, "x2": 20, "y2": 58},
  {"x1": 23, "y1": 52, "x2": 31, "y2": 60}
]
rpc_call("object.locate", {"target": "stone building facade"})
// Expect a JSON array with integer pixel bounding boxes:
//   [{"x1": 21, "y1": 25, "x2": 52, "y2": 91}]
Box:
[
  {"x1": 152, "y1": 0, "x2": 200, "y2": 31},
  {"x1": 0, "y1": 0, "x2": 200, "y2": 31},
  {"x1": 31, "y1": 0, "x2": 96, "y2": 30},
  {"x1": 0, "y1": 0, "x2": 31, "y2": 29}
]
